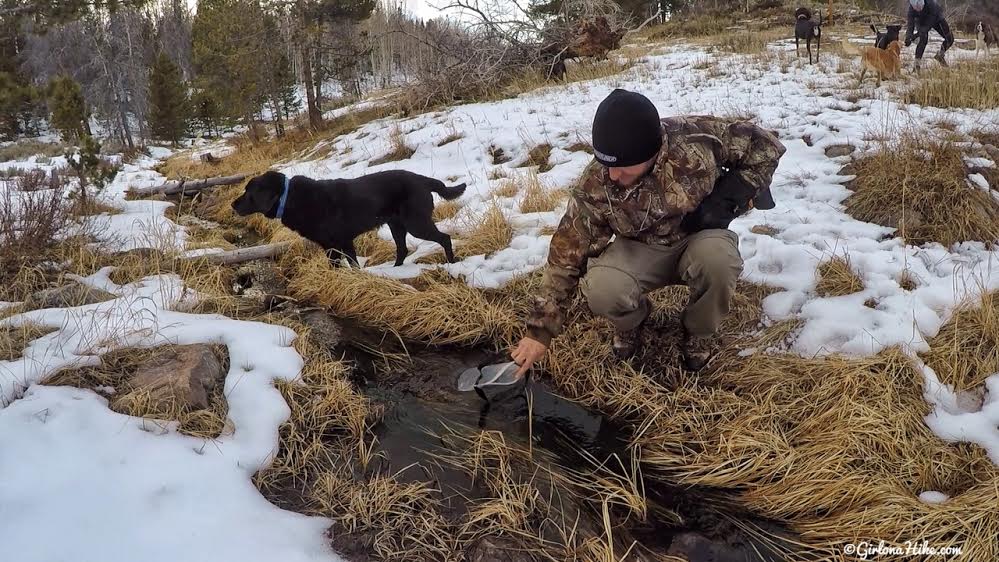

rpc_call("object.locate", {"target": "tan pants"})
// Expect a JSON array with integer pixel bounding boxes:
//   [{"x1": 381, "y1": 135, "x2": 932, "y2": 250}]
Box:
[{"x1": 580, "y1": 229, "x2": 744, "y2": 338}]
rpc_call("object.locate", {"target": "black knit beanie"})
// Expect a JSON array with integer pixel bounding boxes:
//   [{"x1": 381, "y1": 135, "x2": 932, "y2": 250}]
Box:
[{"x1": 591, "y1": 89, "x2": 663, "y2": 168}]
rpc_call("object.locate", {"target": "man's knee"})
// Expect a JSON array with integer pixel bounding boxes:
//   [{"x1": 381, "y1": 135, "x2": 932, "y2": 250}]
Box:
[
  {"x1": 695, "y1": 255, "x2": 743, "y2": 288},
  {"x1": 683, "y1": 237, "x2": 744, "y2": 289},
  {"x1": 581, "y1": 265, "x2": 643, "y2": 317}
]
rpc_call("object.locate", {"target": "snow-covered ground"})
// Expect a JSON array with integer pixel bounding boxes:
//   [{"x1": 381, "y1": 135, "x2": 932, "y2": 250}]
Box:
[{"x1": 1, "y1": 36, "x2": 999, "y2": 561}]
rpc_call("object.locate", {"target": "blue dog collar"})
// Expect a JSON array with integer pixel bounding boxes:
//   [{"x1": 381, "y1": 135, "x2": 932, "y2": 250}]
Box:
[{"x1": 275, "y1": 175, "x2": 290, "y2": 219}]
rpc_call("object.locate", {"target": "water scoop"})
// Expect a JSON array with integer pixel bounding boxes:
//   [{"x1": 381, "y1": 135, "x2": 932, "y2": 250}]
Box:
[{"x1": 457, "y1": 360, "x2": 524, "y2": 392}]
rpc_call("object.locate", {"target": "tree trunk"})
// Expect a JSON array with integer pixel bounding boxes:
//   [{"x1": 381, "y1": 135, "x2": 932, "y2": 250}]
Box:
[
  {"x1": 184, "y1": 242, "x2": 292, "y2": 265},
  {"x1": 130, "y1": 174, "x2": 248, "y2": 196},
  {"x1": 313, "y1": 35, "x2": 323, "y2": 111},
  {"x1": 301, "y1": 43, "x2": 322, "y2": 129},
  {"x1": 271, "y1": 96, "x2": 284, "y2": 137},
  {"x1": 120, "y1": 111, "x2": 134, "y2": 149}
]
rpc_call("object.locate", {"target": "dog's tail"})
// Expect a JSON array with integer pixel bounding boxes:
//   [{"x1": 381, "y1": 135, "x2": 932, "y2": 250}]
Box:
[
  {"x1": 795, "y1": 7, "x2": 811, "y2": 20},
  {"x1": 432, "y1": 182, "x2": 467, "y2": 200},
  {"x1": 870, "y1": 24, "x2": 879, "y2": 35}
]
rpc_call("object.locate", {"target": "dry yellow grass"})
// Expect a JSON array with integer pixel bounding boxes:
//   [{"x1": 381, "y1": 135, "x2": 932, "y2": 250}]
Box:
[
  {"x1": 923, "y1": 290, "x2": 999, "y2": 391},
  {"x1": 370, "y1": 125, "x2": 416, "y2": 166},
  {"x1": 846, "y1": 136, "x2": 999, "y2": 246},
  {"x1": 432, "y1": 199, "x2": 463, "y2": 222},
  {"x1": 815, "y1": 255, "x2": 864, "y2": 297},
  {"x1": 905, "y1": 58, "x2": 999, "y2": 110},
  {"x1": 491, "y1": 179, "x2": 520, "y2": 198},
  {"x1": 519, "y1": 143, "x2": 552, "y2": 173},
  {"x1": 0, "y1": 323, "x2": 54, "y2": 361},
  {"x1": 518, "y1": 172, "x2": 564, "y2": 214},
  {"x1": 157, "y1": 105, "x2": 395, "y2": 180},
  {"x1": 498, "y1": 57, "x2": 635, "y2": 100},
  {"x1": 354, "y1": 231, "x2": 399, "y2": 266},
  {"x1": 719, "y1": 29, "x2": 785, "y2": 54},
  {"x1": 417, "y1": 203, "x2": 513, "y2": 264},
  {"x1": 899, "y1": 269, "x2": 919, "y2": 291},
  {"x1": 455, "y1": 203, "x2": 513, "y2": 258},
  {"x1": 271, "y1": 250, "x2": 999, "y2": 559}
]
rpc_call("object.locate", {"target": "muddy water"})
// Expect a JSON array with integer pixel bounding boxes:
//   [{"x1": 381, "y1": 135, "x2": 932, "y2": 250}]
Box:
[{"x1": 322, "y1": 316, "x2": 805, "y2": 562}]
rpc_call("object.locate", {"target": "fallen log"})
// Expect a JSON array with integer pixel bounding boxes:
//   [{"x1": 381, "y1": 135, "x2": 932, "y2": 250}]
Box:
[
  {"x1": 183, "y1": 241, "x2": 292, "y2": 266},
  {"x1": 130, "y1": 174, "x2": 247, "y2": 197}
]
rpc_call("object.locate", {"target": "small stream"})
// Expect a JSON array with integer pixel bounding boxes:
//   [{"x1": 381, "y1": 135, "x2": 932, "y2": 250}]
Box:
[{"x1": 326, "y1": 315, "x2": 806, "y2": 562}]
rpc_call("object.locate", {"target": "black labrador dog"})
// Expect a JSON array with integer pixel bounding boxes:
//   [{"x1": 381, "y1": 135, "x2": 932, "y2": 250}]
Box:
[
  {"x1": 795, "y1": 7, "x2": 822, "y2": 64},
  {"x1": 231, "y1": 170, "x2": 466, "y2": 267},
  {"x1": 871, "y1": 24, "x2": 902, "y2": 49}
]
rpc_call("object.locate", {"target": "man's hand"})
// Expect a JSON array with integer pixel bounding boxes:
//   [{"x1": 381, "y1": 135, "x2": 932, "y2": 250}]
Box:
[{"x1": 511, "y1": 337, "x2": 548, "y2": 379}]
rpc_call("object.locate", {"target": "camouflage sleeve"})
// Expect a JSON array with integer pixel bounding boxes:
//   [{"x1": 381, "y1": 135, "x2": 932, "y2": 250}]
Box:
[
  {"x1": 703, "y1": 118, "x2": 787, "y2": 197},
  {"x1": 526, "y1": 193, "x2": 612, "y2": 346},
  {"x1": 732, "y1": 123, "x2": 787, "y2": 193}
]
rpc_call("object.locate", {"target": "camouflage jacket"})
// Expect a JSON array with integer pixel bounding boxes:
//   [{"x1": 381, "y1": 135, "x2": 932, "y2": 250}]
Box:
[{"x1": 526, "y1": 115, "x2": 786, "y2": 345}]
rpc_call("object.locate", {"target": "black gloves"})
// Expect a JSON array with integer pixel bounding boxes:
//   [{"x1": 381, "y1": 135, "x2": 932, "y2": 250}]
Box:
[{"x1": 681, "y1": 172, "x2": 762, "y2": 233}]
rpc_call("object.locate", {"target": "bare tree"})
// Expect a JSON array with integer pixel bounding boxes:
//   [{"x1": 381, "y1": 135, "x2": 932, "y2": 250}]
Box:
[
  {"x1": 22, "y1": 9, "x2": 153, "y2": 147},
  {"x1": 156, "y1": 0, "x2": 195, "y2": 81}
]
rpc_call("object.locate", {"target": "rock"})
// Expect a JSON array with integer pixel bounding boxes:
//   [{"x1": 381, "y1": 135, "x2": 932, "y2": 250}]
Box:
[
  {"x1": 468, "y1": 537, "x2": 533, "y2": 562},
  {"x1": 26, "y1": 283, "x2": 116, "y2": 310},
  {"x1": 126, "y1": 345, "x2": 225, "y2": 410},
  {"x1": 233, "y1": 262, "x2": 287, "y2": 296},
  {"x1": 299, "y1": 310, "x2": 343, "y2": 350},
  {"x1": 824, "y1": 144, "x2": 856, "y2": 158}
]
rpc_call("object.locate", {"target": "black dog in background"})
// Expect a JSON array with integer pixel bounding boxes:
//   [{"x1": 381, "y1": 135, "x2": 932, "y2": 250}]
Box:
[
  {"x1": 231, "y1": 170, "x2": 466, "y2": 267},
  {"x1": 871, "y1": 24, "x2": 902, "y2": 49},
  {"x1": 795, "y1": 7, "x2": 822, "y2": 64}
]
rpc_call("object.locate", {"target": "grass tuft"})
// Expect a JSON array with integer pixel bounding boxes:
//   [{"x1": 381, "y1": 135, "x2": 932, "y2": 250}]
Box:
[
  {"x1": 923, "y1": 290, "x2": 999, "y2": 391},
  {"x1": 432, "y1": 199, "x2": 463, "y2": 222},
  {"x1": 845, "y1": 136, "x2": 999, "y2": 246},
  {"x1": 816, "y1": 255, "x2": 864, "y2": 297},
  {"x1": 518, "y1": 171, "x2": 564, "y2": 214},
  {"x1": 905, "y1": 58, "x2": 999, "y2": 110},
  {"x1": 520, "y1": 143, "x2": 553, "y2": 173},
  {"x1": 370, "y1": 125, "x2": 417, "y2": 166}
]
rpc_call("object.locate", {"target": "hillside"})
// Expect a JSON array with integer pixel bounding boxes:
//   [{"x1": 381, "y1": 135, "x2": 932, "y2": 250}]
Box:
[{"x1": 2, "y1": 12, "x2": 999, "y2": 562}]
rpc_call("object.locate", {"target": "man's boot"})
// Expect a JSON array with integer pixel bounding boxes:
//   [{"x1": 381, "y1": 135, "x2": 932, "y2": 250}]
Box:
[
  {"x1": 681, "y1": 329, "x2": 718, "y2": 372},
  {"x1": 934, "y1": 50, "x2": 948, "y2": 67},
  {"x1": 612, "y1": 321, "x2": 645, "y2": 360},
  {"x1": 913, "y1": 58, "x2": 922, "y2": 74}
]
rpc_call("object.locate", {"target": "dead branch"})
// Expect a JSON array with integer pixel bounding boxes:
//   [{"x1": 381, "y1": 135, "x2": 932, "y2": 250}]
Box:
[
  {"x1": 130, "y1": 174, "x2": 247, "y2": 197},
  {"x1": 185, "y1": 242, "x2": 292, "y2": 265},
  {"x1": 626, "y1": 8, "x2": 663, "y2": 35}
]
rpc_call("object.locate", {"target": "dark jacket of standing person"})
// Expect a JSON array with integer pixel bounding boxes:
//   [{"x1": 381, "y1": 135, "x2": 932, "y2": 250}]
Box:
[{"x1": 905, "y1": 0, "x2": 955, "y2": 61}]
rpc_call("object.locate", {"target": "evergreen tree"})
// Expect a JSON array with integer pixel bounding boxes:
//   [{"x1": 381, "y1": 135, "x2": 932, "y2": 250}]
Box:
[
  {"x1": 275, "y1": 52, "x2": 301, "y2": 122},
  {"x1": 46, "y1": 75, "x2": 89, "y2": 141},
  {"x1": 66, "y1": 134, "x2": 119, "y2": 212},
  {"x1": 190, "y1": 89, "x2": 223, "y2": 137},
  {"x1": 148, "y1": 52, "x2": 190, "y2": 145},
  {"x1": 192, "y1": 0, "x2": 268, "y2": 138},
  {"x1": 0, "y1": 72, "x2": 43, "y2": 140}
]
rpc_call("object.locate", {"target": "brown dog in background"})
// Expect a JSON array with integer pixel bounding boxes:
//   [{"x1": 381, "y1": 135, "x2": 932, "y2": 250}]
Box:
[{"x1": 859, "y1": 40, "x2": 902, "y2": 86}]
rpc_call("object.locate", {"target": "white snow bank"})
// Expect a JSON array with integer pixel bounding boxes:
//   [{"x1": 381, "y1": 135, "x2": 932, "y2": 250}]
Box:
[
  {"x1": 0, "y1": 386, "x2": 339, "y2": 562},
  {"x1": 0, "y1": 268, "x2": 344, "y2": 562}
]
